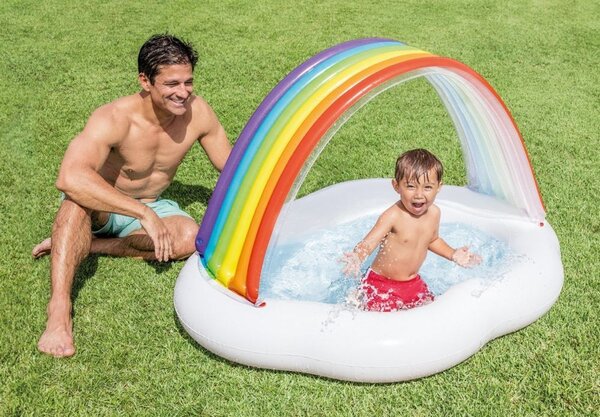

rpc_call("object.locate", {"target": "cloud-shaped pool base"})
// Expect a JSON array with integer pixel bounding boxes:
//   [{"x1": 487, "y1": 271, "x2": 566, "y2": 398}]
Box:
[{"x1": 174, "y1": 179, "x2": 563, "y2": 383}]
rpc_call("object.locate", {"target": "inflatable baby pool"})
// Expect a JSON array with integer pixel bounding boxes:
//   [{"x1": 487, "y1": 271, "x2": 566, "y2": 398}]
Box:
[{"x1": 174, "y1": 39, "x2": 563, "y2": 382}]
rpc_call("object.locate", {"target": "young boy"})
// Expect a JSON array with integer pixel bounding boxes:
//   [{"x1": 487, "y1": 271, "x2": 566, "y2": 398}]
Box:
[{"x1": 341, "y1": 149, "x2": 481, "y2": 312}]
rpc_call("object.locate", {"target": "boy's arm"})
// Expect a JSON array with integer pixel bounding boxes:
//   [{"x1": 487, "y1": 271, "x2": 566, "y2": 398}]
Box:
[
  {"x1": 427, "y1": 207, "x2": 480, "y2": 267},
  {"x1": 341, "y1": 208, "x2": 395, "y2": 276},
  {"x1": 429, "y1": 237, "x2": 482, "y2": 267},
  {"x1": 354, "y1": 209, "x2": 396, "y2": 261},
  {"x1": 428, "y1": 237, "x2": 455, "y2": 261},
  {"x1": 427, "y1": 208, "x2": 455, "y2": 261}
]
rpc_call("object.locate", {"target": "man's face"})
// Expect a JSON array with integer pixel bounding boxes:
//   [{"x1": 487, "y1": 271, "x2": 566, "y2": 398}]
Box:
[{"x1": 142, "y1": 63, "x2": 194, "y2": 116}]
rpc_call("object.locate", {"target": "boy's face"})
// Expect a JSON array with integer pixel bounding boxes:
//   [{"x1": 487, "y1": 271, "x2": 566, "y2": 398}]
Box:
[{"x1": 392, "y1": 168, "x2": 442, "y2": 217}]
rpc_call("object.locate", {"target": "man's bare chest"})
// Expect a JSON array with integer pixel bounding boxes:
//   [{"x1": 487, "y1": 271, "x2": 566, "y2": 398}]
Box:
[{"x1": 108, "y1": 128, "x2": 197, "y2": 177}]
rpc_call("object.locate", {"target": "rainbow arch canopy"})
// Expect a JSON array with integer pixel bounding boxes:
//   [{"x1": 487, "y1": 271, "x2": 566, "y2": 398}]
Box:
[{"x1": 196, "y1": 38, "x2": 545, "y2": 304}]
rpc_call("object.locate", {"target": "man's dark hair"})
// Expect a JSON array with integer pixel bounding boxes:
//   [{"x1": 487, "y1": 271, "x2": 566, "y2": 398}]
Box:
[{"x1": 138, "y1": 34, "x2": 198, "y2": 84}]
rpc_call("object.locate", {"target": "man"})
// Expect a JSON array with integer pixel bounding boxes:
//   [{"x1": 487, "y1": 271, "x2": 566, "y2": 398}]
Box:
[{"x1": 31, "y1": 34, "x2": 231, "y2": 357}]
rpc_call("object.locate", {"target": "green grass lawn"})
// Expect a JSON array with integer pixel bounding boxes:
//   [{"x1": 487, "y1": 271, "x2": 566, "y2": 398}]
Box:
[{"x1": 1, "y1": 0, "x2": 598, "y2": 415}]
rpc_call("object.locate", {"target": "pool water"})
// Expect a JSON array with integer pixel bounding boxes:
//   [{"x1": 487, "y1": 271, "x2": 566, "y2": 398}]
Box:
[{"x1": 260, "y1": 214, "x2": 516, "y2": 304}]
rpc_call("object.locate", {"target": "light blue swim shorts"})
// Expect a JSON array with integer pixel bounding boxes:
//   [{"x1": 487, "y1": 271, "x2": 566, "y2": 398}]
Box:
[{"x1": 92, "y1": 198, "x2": 193, "y2": 238}]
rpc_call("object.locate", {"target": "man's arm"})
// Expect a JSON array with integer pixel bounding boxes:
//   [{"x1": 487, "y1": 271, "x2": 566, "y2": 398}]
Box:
[
  {"x1": 56, "y1": 106, "x2": 174, "y2": 261},
  {"x1": 57, "y1": 106, "x2": 143, "y2": 214},
  {"x1": 194, "y1": 98, "x2": 231, "y2": 171}
]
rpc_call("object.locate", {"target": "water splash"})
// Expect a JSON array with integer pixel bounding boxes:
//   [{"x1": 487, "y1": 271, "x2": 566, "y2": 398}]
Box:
[{"x1": 260, "y1": 214, "x2": 518, "y2": 305}]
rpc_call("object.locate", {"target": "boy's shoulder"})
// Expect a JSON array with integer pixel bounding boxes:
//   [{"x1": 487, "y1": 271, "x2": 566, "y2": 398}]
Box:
[
  {"x1": 425, "y1": 204, "x2": 441, "y2": 222},
  {"x1": 378, "y1": 201, "x2": 406, "y2": 224},
  {"x1": 385, "y1": 201, "x2": 403, "y2": 214}
]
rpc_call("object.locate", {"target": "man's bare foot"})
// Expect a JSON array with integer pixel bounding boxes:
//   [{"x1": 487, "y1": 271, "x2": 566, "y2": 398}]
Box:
[
  {"x1": 32, "y1": 238, "x2": 52, "y2": 259},
  {"x1": 38, "y1": 302, "x2": 75, "y2": 358}
]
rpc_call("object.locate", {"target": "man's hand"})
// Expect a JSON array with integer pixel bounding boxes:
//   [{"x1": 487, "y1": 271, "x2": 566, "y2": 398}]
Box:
[
  {"x1": 451, "y1": 246, "x2": 482, "y2": 268},
  {"x1": 140, "y1": 208, "x2": 174, "y2": 262},
  {"x1": 340, "y1": 252, "x2": 363, "y2": 278}
]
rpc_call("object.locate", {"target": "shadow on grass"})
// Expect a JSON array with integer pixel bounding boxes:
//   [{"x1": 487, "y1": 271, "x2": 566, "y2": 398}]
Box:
[
  {"x1": 70, "y1": 255, "x2": 99, "y2": 318},
  {"x1": 160, "y1": 180, "x2": 213, "y2": 209},
  {"x1": 145, "y1": 260, "x2": 174, "y2": 274}
]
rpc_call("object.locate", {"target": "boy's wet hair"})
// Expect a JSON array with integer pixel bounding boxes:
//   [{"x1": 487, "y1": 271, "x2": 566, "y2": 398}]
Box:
[
  {"x1": 138, "y1": 34, "x2": 198, "y2": 84},
  {"x1": 395, "y1": 148, "x2": 444, "y2": 183}
]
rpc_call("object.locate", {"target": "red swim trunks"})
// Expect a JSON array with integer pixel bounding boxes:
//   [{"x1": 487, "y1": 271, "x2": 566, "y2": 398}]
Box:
[{"x1": 360, "y1": 269, "x2": 435, "y2": 312}]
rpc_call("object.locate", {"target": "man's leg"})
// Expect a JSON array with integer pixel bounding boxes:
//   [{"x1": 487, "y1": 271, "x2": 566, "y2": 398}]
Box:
[
  {"x1": 33, "y1": 215, "x2": 199, "y2": 261},
  {"x1": 38, "y1": 199, "x2": 92, "y2": 358},
  {"x1": 88, "y1": 215, "x2": 199, "y2": 260}
]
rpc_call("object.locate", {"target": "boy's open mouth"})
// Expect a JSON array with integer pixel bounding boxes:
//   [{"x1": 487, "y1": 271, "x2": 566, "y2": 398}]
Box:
[{"x1": 412, "y1": 202, "x2": 425, "y2": 209}]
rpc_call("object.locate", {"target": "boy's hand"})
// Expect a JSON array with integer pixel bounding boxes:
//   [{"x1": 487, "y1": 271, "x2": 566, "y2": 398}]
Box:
[
  {"x1": 340, "y1": 252, "x2": 362, "y2": 278},
  {"x1": 452, "y1": 247, "x2": 482, "y2": 268}
]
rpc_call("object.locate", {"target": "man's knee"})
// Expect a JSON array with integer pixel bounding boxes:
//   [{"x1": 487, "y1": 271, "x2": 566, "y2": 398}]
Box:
[
  {"x1": 54, "y1": 199, "x2": 92, "y2": 229},
  {"x1": 51, "y1": 198, "x2": 93, "y2": 257},
  {"x1": 174, "y1": 219, "x2": 199, "y2": 259}
]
